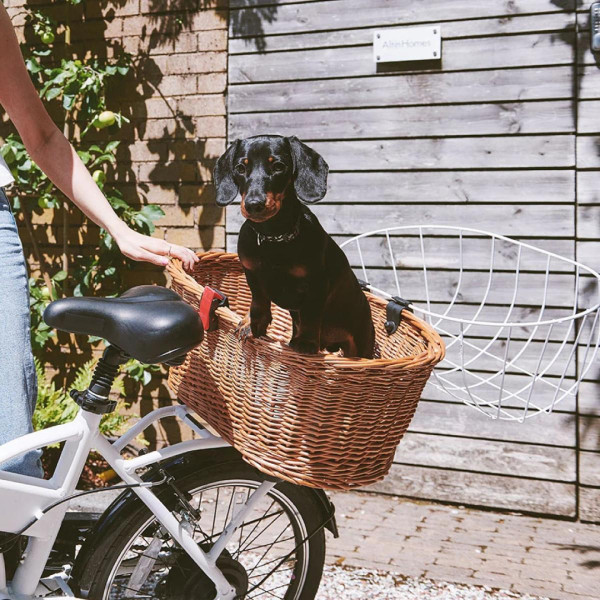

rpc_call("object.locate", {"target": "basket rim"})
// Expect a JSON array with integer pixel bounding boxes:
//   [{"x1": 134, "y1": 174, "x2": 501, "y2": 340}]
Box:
[
  {"x1": 341, "y1": 225, "x2": 600, "y2": 328},
  {"x1": 167, "y1": 251, "x2": 445, "y2": 369}
]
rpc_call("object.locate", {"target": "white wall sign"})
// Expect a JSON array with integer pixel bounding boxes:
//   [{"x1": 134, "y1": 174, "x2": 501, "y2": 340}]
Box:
[{"x1": 373, "y1": 25, "x2": 441, "y2": 63}]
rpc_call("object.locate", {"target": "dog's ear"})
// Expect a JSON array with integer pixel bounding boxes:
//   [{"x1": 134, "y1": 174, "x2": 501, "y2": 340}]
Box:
[
  {"x1": 213, "y1": 139, "x2": 241, "y2": 206},
  {"x1": 287, "y1": 136, "x2": 329, "y2": 204}
]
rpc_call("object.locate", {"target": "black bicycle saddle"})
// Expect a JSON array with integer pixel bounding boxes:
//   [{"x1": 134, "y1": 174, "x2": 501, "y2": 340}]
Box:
[{"x1": 43, "y1": 286, "x2": 203, "y2": 364}]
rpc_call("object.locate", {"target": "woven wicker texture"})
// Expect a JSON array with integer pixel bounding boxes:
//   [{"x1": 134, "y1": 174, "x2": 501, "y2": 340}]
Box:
[{"x1": 167, "y1": 252, "x2": 445, "y2": 490}]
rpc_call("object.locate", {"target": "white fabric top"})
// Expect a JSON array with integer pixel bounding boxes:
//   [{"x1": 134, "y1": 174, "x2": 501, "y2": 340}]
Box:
[{"x1": 0, "y1": 154, "x2": 14, "y2": 187}]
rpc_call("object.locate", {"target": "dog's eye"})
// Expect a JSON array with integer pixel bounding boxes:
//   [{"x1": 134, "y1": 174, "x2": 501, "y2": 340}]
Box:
[
  {"x1": 272, "y1": 162, "x2": 286, "y2": 173},
  {"x1": 235, "y1": 163, "x2": 246, "y2": 175}
]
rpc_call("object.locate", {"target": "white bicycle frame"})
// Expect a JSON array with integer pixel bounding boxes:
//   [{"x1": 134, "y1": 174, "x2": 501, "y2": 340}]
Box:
[{"x1": 0, "y1": 403, "x2": 276, "y2": 600}]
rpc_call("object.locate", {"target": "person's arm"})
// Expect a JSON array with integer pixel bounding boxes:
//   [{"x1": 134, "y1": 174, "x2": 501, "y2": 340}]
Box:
[{"x1": 0, "y1": 5, "x2": 198, "y2": 269}]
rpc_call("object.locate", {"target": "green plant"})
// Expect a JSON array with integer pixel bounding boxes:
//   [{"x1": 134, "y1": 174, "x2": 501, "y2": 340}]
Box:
[
  {"x1": 33, "y1": 358, "x2": 130, "y2": 439},
  {"x1": 1, "y1": 1, "x2": 167, "y2": 430},
  {"x1": 28, "y1": 269, "x2": 67, "y2": 352}
]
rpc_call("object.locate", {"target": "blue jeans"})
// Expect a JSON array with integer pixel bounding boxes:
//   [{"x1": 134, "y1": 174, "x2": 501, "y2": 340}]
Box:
[{"x1": 0, "y1": 188, "x2": 43, "y2": 477}]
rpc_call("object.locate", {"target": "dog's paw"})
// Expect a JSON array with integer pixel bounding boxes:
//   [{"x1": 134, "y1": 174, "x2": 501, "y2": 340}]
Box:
[
  {"x1": 289, "y1": 338, "x2": 319, "y2": 355},
  {"x1": 235, "y1": 315, "x2": 253, "y2": 341}
]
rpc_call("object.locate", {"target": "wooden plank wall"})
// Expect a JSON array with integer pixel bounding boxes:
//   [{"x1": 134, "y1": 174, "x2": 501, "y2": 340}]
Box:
[
  {"x1": 577, "y1": 4, "x2": 600, "y2": 522},
  {"x1": 226, "y1": 0, "x2": 600, "y2": 521}
]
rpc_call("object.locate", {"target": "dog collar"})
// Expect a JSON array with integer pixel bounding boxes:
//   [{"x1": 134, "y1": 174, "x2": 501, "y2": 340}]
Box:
[{"x1": 253, "y1": 216, "x2": 301, "y2": 246}]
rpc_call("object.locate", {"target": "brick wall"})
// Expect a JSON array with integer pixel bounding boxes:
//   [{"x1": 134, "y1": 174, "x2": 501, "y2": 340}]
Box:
[
  {"x1": 2, "y1": 0, "x2": 228, "y2": 445},
  {"x1": 4, "y1": 0, "x2": 227, "y2": 277}
]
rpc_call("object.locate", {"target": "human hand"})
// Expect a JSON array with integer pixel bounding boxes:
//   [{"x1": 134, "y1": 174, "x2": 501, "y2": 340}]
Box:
[{"x1": 113, "y1": 227, "x2": 198, "y2": 270}]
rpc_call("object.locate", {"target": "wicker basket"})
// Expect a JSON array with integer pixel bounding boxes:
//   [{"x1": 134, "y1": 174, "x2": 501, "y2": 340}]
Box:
[{"x1": 167, "y1": 252, "x2": 445, "y2": 490}]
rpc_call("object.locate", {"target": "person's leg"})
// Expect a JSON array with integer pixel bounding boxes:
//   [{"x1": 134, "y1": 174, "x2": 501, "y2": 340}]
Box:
[{"x1": 0, "y1": 188, "x2": 43, "y2": 477}]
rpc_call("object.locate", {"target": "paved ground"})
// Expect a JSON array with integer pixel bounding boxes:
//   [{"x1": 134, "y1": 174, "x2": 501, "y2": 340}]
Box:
[
  {"x1": 326, "y1": 491, "x2": 600, "y2": 600},
  {"x1": 316, "y1": 565, "x2": 551, "y2": 600},
  {"x1": 71, "y1": 489, "x2": 599, "y2": 599}
]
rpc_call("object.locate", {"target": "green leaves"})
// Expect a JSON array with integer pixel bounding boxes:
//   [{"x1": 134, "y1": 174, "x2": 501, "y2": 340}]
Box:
[
  {"x1": 38, "y1": 57, "x2": 128, "y2": 123},
  {"x1": 4, "y1": 1, "x2": 168, "y2": 429},
  {"x1": 28, "y1": 270, "x2": 68, "y2": 352},
  {"x1": 136, "y1": 205, "x2": 165, "y2": 234},
  {"x1": 26, "y1": 10, "x2": 56, "y2": 47},
  {"x1": 33, "y1": 358, "x2": 132, "y2": 437},
  {"x1": 123, "y1": 360, "x2": 161, "y2": 387},
  {"x1": 2, "y1": 134, "x2": 58, "y2": 209}
]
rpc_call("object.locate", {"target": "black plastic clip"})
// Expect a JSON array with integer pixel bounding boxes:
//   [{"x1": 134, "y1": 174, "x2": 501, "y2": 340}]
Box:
[
  {"x1": 384, "y1": 296, "x2": 413, "y2": 335},
  {"x1": 357, "y1": 279, "x2": 370, "y2": 292},
  {"x1": 70, "y1": 389, "x2": 117, "y2": 415}
]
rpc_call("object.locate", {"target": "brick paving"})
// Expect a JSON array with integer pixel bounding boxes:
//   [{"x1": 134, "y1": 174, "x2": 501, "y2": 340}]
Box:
[{"x1": 326, "y1": 491, "x2": 600, "y2": 600}]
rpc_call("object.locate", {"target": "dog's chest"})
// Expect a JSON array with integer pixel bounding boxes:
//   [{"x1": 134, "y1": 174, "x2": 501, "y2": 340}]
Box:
[{"x1": 261, "y1": 261, "x2": 310, "y2": 310}]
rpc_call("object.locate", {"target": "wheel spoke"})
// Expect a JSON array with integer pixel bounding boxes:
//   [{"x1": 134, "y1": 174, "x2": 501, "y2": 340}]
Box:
[
  {"x1": 242, "y1": 531, "x2": 294, "y2": 555},
  {"x1": 238, "y1": 510, "x2": 285, "y2": 555},
  {"x1": 211, "y1": 486, "x2": 220, "y2": 537},
  {"x1": 235, "y1": 488, "x2": 252, "y2": 558},
  {"x1": 246, "y1": 523, "x2": 295, "y2": 578},
  {"x1": 223, "y1": 485, "x2": 237, "y2": 531},
  {"x1": 100, "y1": 480, "x2": 312, "y2": 600},
  {"x1": 249, "y1": 582, "x2": 290, "y2": 599},
  {"x1": 236, "y1": 499, "x2": 277, "y2": 550}
]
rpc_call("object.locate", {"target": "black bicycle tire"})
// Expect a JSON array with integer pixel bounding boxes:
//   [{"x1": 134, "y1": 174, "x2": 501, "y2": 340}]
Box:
[{"x1": 76, "y1": 461, "x2": 326, "y2": 600}]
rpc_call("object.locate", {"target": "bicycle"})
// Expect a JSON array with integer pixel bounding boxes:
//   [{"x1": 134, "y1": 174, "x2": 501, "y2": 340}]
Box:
[{"x1": 0, "y1": 284, "x2": 337, "y2": 599}]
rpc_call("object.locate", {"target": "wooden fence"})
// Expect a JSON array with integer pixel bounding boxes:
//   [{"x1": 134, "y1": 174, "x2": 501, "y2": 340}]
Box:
[{"x1": 225, "y1": 0, "x2": 600, "y2": 521}]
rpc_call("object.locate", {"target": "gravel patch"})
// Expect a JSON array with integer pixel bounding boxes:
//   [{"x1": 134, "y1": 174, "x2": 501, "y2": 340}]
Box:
[{"x1": 317, "y1": 566, "x2": 550, "y2": 600}]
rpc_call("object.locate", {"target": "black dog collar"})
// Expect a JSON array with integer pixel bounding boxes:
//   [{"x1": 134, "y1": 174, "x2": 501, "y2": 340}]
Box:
[{"x1": 253, "y1": 216, "x2": 301, "y2": 246}]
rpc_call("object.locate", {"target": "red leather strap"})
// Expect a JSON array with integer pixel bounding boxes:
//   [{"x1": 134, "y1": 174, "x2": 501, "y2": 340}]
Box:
[{"x1": 198, "y1": 287, "x2": 227, "y2": 332}]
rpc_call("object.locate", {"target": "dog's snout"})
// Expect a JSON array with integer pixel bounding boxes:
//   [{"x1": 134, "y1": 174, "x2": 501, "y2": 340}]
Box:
[{"x1": 244, "y1": 198, "x2": 266, "y2": 214}]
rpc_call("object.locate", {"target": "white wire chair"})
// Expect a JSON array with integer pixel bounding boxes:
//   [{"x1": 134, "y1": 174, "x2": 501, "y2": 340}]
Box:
[{"x1": 341, "y1": 226, "x2": 600, "y2": 421}]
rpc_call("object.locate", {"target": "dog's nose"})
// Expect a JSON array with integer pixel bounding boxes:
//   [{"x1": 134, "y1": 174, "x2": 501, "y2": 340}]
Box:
[{"x1": 244, "y1": 198, "x2": 266, "y2": 215}]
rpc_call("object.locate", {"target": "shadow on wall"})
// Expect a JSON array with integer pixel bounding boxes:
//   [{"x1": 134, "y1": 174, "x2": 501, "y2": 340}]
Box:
[
  {"x1": 1, "y1": 0, "x2": 280, "y2": 436},
  {"x1": 111, "y1": 0, "x2": 279, "y2": 252},
  {"x1": 5, "y1": 0, "x2": 281, "y2": 278},
  {"x1": 547, "y1": 1, "x2": 600, "y2": 435},
  {"x1": 229, "y1": 0, "x2": 279, "y2": 52}
]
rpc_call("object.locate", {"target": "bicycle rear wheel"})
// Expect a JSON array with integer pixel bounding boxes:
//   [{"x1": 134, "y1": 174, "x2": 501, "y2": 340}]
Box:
[{"x1": 76, "y1": 461, "x2": 326, "y2": 600}]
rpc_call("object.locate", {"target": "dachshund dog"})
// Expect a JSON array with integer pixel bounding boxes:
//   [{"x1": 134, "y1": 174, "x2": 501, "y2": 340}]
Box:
[{"x1": 214, "y1": 134, "x2": 375, "y2": 358}]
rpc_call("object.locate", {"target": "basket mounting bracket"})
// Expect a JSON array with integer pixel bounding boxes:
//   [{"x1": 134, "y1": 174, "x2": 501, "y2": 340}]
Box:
[{"x1": 385, "y1": 296, "x2": 413, "y2": 335}]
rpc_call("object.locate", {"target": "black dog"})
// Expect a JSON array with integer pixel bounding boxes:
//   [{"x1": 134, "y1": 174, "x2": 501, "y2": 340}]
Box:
[{"x1": 214, "y1": 135, "x2": 375, "y2": 358}]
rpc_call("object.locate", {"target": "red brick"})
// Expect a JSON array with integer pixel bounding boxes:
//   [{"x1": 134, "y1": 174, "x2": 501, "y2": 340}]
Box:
[
  {"x1": 157, "y1": 75, "x2": 199, "y2": 96},
  {"x1": 195, "y1": 204, "x2": 224, "y2": 226},
  {"x1": 102, "y1": 17, "x2": 124, "y2": 38},
  {"x1": 136, "y1": 161, "x2": 199, "y2": 183},
  {"x1": 137, "y1": 32, "x2": 199, "y2": 55},
  {"x1": 197, "y1": 29, "x2": 228, "y2": 52},
  {"x1": 110, "y1": 1, "x2": 140, "y2": 17},
  {"x1": 155, "y1": 206, "x2": 196, "y2": 227},
  {"x1": 128, "y1": 140, "x2": 167, "y2": 161},
  {"x1": 121, "y1": 15, "x2": 146, "y2": 36},
  {"x1": 142, "y1": 116, "x2": 225, "y2": 140},
  {"x1": 197, "y1": 72, "x2": 227, "y2": 94},
  {"x1": 179, "y1": 184, "x2": 217, "y2": 206},
  {"x1": 138, "y1": 186, "x2": 179, "y2": 206},
  {"x1": 177, "y1": 94, "x2": 226, "y2": 116},
  {"x1": 151, "y1": 52, "x2": 226, "y2": 75},
  {"x1": 164, "y1": 226, "x2": 225, "y2": 251},
  {"x1": 190, "y1": 10, "x2": 227, "y2": 31}
]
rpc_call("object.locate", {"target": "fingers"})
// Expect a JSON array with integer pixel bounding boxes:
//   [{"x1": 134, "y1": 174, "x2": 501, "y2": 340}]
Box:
[
  {"x1": 142, "y1": 238, "x2": 198, "y2": 270},
  {"x1": 116, "y1": 229, "x2": 199, "y2": 270},
  {"x1": 165, "y1": 243, "x2": 199, "y2": 271},
  {"x1": 124, "y1": 246, "x2": 170, "y2": 267}
]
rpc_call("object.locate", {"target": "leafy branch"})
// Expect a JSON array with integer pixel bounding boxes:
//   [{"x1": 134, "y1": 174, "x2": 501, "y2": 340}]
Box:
[{"x1": 2, "y1": 1, "x2": 166, "y2": 433}]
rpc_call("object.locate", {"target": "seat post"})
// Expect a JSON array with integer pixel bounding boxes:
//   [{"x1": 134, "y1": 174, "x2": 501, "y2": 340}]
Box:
[{"x1": 70, "y1": 345, "x2": 129, "y2": 415}]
